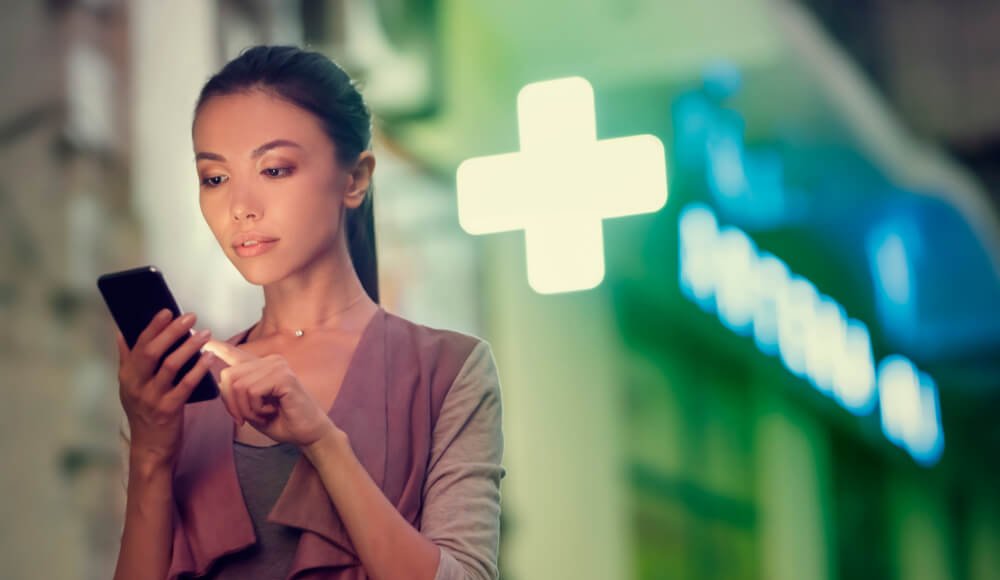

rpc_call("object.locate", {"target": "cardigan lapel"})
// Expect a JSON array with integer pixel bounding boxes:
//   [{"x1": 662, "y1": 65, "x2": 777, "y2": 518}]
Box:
[
  {"x1": 169, "y1": 306, "x2": 389, "y2": 579},
  {"x1": 268, "y1": 306, "x2": 389, "y2": 574},
  {"x1": 169, "y1": 371, "x2": 256, "y2": 577}
]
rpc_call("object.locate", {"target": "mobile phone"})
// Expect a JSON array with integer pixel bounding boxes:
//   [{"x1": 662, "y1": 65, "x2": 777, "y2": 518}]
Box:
[{"x1": 97, "y1": 265, "x2": 219, "y2": 403}]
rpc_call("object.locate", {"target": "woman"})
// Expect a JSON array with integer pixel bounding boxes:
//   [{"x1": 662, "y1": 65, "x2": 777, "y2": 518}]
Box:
[{"x1": 113, "y1": 45, "x2": 505, "y2": 580}]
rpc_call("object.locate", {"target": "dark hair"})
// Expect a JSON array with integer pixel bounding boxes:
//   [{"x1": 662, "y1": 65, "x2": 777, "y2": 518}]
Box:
[{"x1": 194, "y1": 45, "x2": 379, "y2": 303}]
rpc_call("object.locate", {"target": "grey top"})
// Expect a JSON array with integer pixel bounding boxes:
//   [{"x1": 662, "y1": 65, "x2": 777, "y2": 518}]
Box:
[
  {"x1": 194, "y1": 441, "x2": 303, "y2": 579},
  {"x1": 123, "y1": 340, "x2": 506, "y2": 580}
]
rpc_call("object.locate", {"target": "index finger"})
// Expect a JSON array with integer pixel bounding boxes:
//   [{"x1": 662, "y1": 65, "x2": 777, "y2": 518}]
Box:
[
  {"x1": 133, "y1": 308, "x2": 174, "y2": 350},
  {"x1": 202, "y1": 340, "x2": 256, "y2": 367}
]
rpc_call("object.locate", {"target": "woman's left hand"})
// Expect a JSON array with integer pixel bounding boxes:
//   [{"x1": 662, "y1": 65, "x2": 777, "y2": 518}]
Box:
[{"x1": 202, "y1": 340, "x2": 338, "y2": 447}]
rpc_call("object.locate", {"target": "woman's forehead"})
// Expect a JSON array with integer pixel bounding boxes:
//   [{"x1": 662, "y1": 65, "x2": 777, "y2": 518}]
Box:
[{"x1": 193, "y1": 91, "x2": 331, "y2": 155}]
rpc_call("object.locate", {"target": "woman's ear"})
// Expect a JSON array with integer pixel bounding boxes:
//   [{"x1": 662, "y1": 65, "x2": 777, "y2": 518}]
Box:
[{"x1": 343, "y1": 151, "x2": 375, "y2": 209}]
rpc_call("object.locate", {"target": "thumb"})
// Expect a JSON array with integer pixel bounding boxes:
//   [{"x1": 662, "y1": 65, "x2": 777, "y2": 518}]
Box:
[
  {"x1": 202, "y1": 339, "x2": 256, "y2": 367},
  {"x1": 115, "y1": 330, "x2": 129, "y2": 361}
]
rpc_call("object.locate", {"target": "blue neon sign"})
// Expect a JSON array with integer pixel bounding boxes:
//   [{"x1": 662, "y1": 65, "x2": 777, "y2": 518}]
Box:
[
  {"x1": 679, "y1": 203, "x2": 944, "y2": 466},
  {"x1": 673, "y1": 62, "x2": 1000, "y2": 361}
]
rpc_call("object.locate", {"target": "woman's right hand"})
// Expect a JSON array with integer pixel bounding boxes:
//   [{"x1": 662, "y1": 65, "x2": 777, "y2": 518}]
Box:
[{"x1": 116, "y1": 309, "x2": 215, "y2": 468}]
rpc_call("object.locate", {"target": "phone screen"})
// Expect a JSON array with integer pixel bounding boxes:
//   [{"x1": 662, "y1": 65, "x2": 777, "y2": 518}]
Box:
[{"x1": 97, "y1": 266, "x2": 219, "y2": 403}]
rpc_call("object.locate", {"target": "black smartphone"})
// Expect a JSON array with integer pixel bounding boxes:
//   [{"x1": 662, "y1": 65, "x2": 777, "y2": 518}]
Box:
[{"x1": 97, "y1": 265, "x2": 219, "y2": 403}]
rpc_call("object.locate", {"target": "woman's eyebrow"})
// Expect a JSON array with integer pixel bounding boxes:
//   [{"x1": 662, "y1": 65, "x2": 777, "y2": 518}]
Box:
[
  {"x1": 195, "y1": 151, "x2": 225, "y2": 162},
  {"x1": 251, "y1": 139, "x2": 303, "y2": 158},
  {"x1": 195, "y1": 139, "x2": 303, "y2": 163}
]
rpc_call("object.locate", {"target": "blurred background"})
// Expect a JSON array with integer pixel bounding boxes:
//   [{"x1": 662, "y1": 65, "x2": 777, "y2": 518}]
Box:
[{"x1": 2, "y1": 0, "x2": 999, "y2": 578}]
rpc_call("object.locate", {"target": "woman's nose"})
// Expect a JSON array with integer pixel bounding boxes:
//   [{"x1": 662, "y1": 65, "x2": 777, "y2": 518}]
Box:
[
  {"x1": 233, "y1": 207, "x2": 259, "y2": 221},
  {"x1": 230, "y1": 188, "x2": 263, "y2": 222}
]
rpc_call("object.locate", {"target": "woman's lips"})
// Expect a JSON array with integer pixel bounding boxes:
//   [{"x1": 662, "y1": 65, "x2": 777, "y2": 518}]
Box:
[{"x1": 234, "y1": 240, "x2": 278, "y2": 258}]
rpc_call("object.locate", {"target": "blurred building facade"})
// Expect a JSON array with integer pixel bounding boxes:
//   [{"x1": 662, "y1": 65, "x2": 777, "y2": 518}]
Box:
[{"x1": 1, "y1": 2, "x2": 136, "y2": 578}]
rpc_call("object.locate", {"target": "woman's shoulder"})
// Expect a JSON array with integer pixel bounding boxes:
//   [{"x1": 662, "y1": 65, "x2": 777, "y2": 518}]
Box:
[{"x1": 382, "y1": 309, "x2": 489, "y2": 362}]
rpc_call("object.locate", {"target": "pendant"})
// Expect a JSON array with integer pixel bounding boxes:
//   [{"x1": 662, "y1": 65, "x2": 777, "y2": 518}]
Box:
[{"x1": 294, "y1": 329, "x2": 304, "y2": 337}]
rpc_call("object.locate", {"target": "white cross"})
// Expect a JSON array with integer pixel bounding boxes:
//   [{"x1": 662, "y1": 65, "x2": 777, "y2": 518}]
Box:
[{"x1": 456, "y1": 76, "x2": 668, "y2": 294}]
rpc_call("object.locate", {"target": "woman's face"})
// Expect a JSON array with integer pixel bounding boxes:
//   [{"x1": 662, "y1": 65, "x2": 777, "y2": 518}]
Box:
[{"x1": 193, "y1": 90, "x2": 365, "y2": 285}]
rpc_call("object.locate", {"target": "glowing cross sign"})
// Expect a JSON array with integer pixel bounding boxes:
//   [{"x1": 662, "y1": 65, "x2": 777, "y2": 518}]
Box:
[{"x1": 456, "y1": 77, "x2": 668, "y2": 294}]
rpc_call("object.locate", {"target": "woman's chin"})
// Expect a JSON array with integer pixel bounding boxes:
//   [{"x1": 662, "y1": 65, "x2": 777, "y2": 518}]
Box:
[{"x1": 231, "y1": 261, "x2": 283, "y2": 286}]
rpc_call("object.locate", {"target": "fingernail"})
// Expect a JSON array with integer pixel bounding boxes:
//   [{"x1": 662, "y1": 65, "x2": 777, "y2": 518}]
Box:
[
  {"x1": 158, "y1": 309, "x2": 172, "y2": 320},
  {"x1": 180, "y1": 313, "x2": 196, "y2": 324},
  {"x1": 195, "y1": 328, "x2": 211, "y2": 340}
]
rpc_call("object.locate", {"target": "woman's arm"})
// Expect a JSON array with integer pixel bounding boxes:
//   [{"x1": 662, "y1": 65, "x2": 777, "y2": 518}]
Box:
[
  {"x1": 302, "y1": 340, "x2": 505, "y2": 580},
  {"x1": 303, "y1": 427, "x2": 441, "y2": 580},
  {"x1": 417, "y1": 341, "x2": 505, "y2": 580},
  {"x1": 110, "y1": 312, "x2": 214, "y2": 580},
  {"x1": 112, "y1": 421, "x2": 176, "y2": 580}
]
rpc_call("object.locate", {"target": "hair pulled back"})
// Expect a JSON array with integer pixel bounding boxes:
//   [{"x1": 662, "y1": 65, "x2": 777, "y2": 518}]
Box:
[{"x1": 195, "y1": 45, "x2": 379, "y2": 303}]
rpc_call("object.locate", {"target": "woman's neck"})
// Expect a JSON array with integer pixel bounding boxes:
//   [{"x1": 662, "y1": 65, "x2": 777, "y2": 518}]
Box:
[{"x1": 255, "y1": 250, "x2": 376, "y2": 340}]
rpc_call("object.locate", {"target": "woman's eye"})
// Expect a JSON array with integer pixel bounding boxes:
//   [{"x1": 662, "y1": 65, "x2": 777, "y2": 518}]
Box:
[
  {"x1": 201, "y1": 175, "x2": 228, "y2": 187},
  {"x1": 263, "y1": 167, "x2": 293, "y2": 178}
]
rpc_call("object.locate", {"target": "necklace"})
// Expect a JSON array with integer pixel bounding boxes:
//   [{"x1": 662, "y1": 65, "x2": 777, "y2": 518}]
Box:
[{"x1": 259, "y1": 293, "x2": 368, "y2": 339}]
